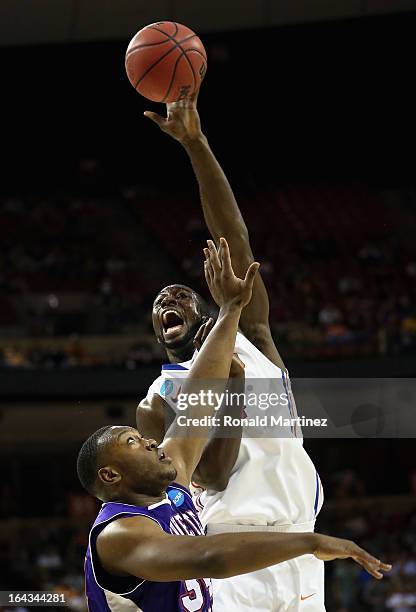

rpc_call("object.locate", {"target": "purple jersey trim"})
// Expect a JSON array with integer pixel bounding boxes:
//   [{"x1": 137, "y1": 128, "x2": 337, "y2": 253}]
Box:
[
  {"x1": 85, "y1": 484, "x2": 213, "y2": 611},
  {"x1": 89, "y1": 510, "x2": 162, "y2": 595}
]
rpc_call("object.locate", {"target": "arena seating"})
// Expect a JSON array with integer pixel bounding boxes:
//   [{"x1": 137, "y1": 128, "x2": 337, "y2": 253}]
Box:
[{"x1": 1, "y1": 183, "x2": 415, "y2": 365}]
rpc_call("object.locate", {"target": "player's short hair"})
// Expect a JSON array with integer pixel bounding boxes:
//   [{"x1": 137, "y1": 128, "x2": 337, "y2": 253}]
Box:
[
  {"x1": 77, "y1": 425, "x2": 113, "y2": 495},
  {"x1": 154, "y1": 284, "x2": 211, "y2": 319}
]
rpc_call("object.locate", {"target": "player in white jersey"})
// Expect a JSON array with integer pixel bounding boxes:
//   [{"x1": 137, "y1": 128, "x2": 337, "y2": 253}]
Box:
[{"x1": 138, "y1": 91, "x2": 325, "y2": 610}]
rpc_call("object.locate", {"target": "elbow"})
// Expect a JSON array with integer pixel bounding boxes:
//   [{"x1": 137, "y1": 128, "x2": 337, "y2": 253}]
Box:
[
  {"x1": 192, "y1": 470, "x2": 230, "y2": 493},
  {"x1": 234, "y1": 227, "x2": 250, "y2": 246},
  {"x1": 208, "y1": 476, "x2": 229, "y2": 492},
  {"x1": 216, "y1": 228, "x2": 250, "y2": 252},
  {"x1": 198, "y1": 548, "x2": 230, "y2": 579}
]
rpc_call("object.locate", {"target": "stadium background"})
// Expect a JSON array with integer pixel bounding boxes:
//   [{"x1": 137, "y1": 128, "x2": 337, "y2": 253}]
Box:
[{"x1": 1, "y1": 1, "x2": 416, "y2": 610}]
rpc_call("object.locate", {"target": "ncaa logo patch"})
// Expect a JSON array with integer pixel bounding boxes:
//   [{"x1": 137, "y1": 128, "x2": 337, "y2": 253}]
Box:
[
  {"x1": 168, "y1": 489, "x2": 185, "y2": 507},
  {"x1": 160, "y1": 380, "x2": 174, "y2": 397}
]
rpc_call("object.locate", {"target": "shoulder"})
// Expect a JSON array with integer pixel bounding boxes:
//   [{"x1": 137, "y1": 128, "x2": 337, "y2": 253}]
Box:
[
  {"x1": 146, "y1": 373, "x2": 165, "y2": 398},
  {"x1": 97, "y1": 513, "x2": 164, "y2": 551},
  {"x1": 96, "y1": 513, "x2": 166, "y2": 578},
  {"x1": 146, "y1": 363, "x2": 191, "y2": 400}
]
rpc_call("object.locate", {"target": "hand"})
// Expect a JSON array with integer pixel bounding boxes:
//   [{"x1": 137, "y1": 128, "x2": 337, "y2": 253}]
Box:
[
  {"x1": 204, "y1": 238, "x2": 260, "y2": 310},
  {"x1": 229, "y1": 354, "x2": 245, "y2": 379},
  {"x1": 313, "y1": 534, "x2": 392, "y2": 579},
  {"x1": 193, "y1": 318, "x2": 245, "y2": 379},
  {"x1": 143, "y1": 89, "x2": 203, "y2": 144},
  {"x1": 193, "y1": 317, "x2": 214, "y2": 351}
]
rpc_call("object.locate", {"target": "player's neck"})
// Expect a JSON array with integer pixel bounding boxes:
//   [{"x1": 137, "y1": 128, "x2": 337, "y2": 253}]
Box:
[
  {"x1": 166, "y1": 345, "x2": 194, "y2": 364},
  {"x1": 112, "y1": 491, "x2": 166, "y2": 507}
]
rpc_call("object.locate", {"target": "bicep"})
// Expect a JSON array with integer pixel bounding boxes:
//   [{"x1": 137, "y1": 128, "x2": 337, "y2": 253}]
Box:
[
  {"x1": 97, "y1": 516, "x2": 211, "y2": 582},
  {"x1": 216, "y1": 237, "x2": 271, "y2": 332},
  {"x1": 210, "y1": 218, "x2": 286, "y2": 370},
  {"x1": 231, "y1": 251, "x2": 287, "y2": 371},
  {"x1": 192, "y1": 440, "x2": 235, "y2": 492},
  {"x1": 241, "y1": 321, "x2": 287, "y2": 372}
]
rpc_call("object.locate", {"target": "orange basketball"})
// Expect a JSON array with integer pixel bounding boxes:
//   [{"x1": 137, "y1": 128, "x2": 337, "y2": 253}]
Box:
[{"x1": 125, "y1": 21, "x2": 207, "y2": 103}]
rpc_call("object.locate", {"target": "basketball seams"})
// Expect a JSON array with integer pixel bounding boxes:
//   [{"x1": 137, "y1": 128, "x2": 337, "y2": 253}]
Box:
[
  {"x1": 126, "y1": 39, "x2": 172, "y2": 57},
  {"x1": 161, "y1": 54, "x2": 185, "y2": 104},
  {"x1": 180, "y1": 49, "x2": 197, "y2": 92},
  {"x1": 127, "y1": 22, "x2": 205, "y2": 102},
  {"x1": 129, "y1": 32, "x2": 198, "y2": 91},
  {"x1": 183, "y1": 48, "x2": 207, "y2": 61},
  {"x1": 132, "y1": 43, "x2": 182, "y2": 90},
  {"x1": 153, "y1": 31, "x2": 201, "y2": 96},
  {"x1": 150, "y1": 28, "x2": 197, "y2": 47},
  {"x1": 147, "y1": 21, "x2": 178, "y2": 38}
]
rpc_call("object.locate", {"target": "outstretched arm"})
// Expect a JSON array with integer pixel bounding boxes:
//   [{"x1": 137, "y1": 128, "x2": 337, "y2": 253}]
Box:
[
  {"x1": 144, "y1": 93, "x2": 285, "y2": 370},
  {"x1": 137, "y1": 332, "x2": 245, "y2": 492},
  {"x1": 97, "y1": 514, "x2": 391, "y2": 582},
  {"x1": 192, "y1": 348, "x2": 245, "y2": 491},
  {"x1": 159, "y1": 239, "x2": 259, "y2": 487}
]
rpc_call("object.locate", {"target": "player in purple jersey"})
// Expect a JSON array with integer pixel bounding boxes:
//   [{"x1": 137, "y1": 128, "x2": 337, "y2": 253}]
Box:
[{"x1": 79, "y1": 240, "x2": 391, "y2": 612}]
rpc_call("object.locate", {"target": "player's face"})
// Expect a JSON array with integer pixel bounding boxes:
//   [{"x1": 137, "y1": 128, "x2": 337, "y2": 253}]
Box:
[
  {"x1": 152, "y1": 285, "x2": 202, "y2": 348},
  {"x1": 108, "y1": 426, "x2": 177, "y2": 495}
]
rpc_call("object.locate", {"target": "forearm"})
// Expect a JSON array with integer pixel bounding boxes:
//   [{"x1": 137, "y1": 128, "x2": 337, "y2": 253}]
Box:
[
  {"x1": 124, "y1": 531, "x2": 317, "y2": 581},
  {"x1": 205, "y1": 531, "x2": 316, "y2": 578},
  {"x1": 185, "y1": 304, "x2": 240, "y2": 383},
  {"x1": 163, "y1": 305, "x2": 242, "y2": 473},
  {"x1": 183, "y1": 137, "x2": 250, "y2": 247},
  {"x1": 193, "y1": 436, "x2": 240, "y2": 491},
  {"x1": 184, "y1": 137, "x2": 277, "y2": 355},
  {"x1": 193, "y1": 376, "x2": 244, "y2": 490}
]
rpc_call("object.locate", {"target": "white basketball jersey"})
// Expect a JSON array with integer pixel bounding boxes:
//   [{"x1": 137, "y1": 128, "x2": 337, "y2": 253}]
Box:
[{"x1": 146, "y1": 331, "x2": 323, "y2": 528}]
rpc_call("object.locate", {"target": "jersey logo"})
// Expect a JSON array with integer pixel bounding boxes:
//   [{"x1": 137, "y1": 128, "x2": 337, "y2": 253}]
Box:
[
  {"x1": 301, "y1": 593, "x2": 316, "y2": 601},
  {"x1": 160, "y1": 380, "x2": 174, "y2": 397},
  {"x1": 168, "y1": 488, "x2": 185, "y2": 507},
  {"x1": 171, "y1": 385, "x2": 182, "y2": 403}
]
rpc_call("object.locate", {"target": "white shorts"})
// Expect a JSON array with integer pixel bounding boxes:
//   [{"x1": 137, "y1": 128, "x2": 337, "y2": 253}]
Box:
[{"x1": 207, "y1": 523, "x2": 325, "y2": 612}]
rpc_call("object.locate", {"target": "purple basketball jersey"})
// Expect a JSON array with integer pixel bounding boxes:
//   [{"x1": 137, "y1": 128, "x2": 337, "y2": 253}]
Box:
[{"x1": 85, "y1": 482, "x2": 213, "y2": 611}]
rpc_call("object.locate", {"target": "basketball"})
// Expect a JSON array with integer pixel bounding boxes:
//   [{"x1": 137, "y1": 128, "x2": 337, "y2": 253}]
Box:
[{"x1": 125, "y1": 21, "x2": 207, "y2": 103}]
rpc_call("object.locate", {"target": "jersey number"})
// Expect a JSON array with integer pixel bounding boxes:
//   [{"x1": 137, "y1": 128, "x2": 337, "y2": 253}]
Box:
[{"x1": 180, "y1": 578, "x2": 212, "y2": 611}]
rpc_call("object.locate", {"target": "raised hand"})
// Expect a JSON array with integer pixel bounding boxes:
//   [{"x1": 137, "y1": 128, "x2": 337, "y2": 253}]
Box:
[
  {"x1": 143, "y1": 89, "x2": 203, "y2": 144},
  {"x1": 193, "y1": 316, "x2": 214, "y2": 351},
  {"x1": 313, "y1": 534, "x2": 392, "y2": 579},
  {"x1": 204, "y1": 238, "x2": 259, "y2": 310}
]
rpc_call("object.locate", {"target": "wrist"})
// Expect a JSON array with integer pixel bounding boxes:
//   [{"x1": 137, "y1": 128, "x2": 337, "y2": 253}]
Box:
[
  {"x1": 181, "y1": 133, "x2": 208, "y2": 150},
  {"x1": 218, "y1": 303, "x2": 242, "y2": 317},
  {"x1": 307, "y1": 533, "x2": 320, "y2": 555},
  {"x1": 230, "y1": 369, "x2": 245, "y2": 379}
]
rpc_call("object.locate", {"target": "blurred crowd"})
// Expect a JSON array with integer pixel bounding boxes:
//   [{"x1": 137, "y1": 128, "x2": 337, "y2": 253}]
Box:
[
  {"x1": 1, "y1": 492, "x2": 415, "y2": 612},
  {"x1": 1, "y1": 179, "x2": 416, "y2": 365},
  {"x1": 179, "y1": 187, "x2": 416, "y2": 361},
  {"x1": 319, "y1": 504, "x2": 416, "y2": 611},
  {"x1": 0, "y1": 493, "x2": 97, "y2": 612},
  {"x1": 1, "y1": 439, "x2": 416, "y2": 611},
  {"x1": 0, "y1": 334, "x2": 164, "y2": 369}
]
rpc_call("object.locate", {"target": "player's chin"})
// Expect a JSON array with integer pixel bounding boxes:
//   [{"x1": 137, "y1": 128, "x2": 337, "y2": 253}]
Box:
[
  {"x1": 161, "y1": 325, "x2": 190, "y2": 348},
  {"x1": 163, "y1": 464, "x2": 177, "y2": 483}
]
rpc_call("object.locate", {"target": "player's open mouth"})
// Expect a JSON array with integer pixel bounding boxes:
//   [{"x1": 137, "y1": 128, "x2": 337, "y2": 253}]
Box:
[{"x1": 162, "y1": 309, "x2": 185, "y2": 338}]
